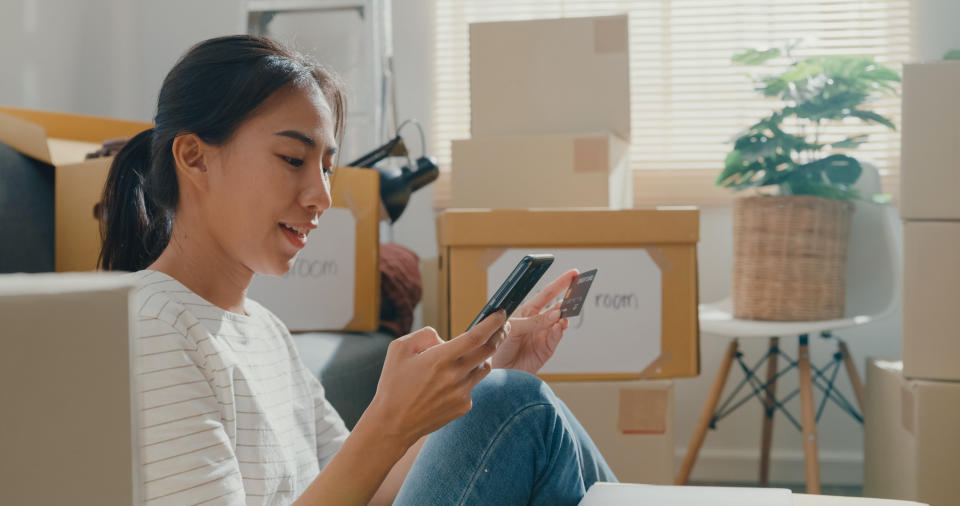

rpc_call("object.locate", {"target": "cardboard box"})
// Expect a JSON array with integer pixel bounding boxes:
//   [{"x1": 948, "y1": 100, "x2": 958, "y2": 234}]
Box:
[
  {"x1": 248, "y1": 167, "x2": 381, "y2": 332},
  {"x1": 420, "y1": 257, "x2": 441, "y2": 331},
  {"x1": 899, "y1": 62, "x2": 960, "y2": 220},
  {"x1": 451, "y1": 133, "x2": 633, "y2": 209},
  {"x1": 0, "y1": 107, "x2": 152, "y2": 272},
  {"x1": 0, "y1": 272, "x2": 141, "y2": 504},
  {"x1": 902, "y1": 221, "x2": 960, "y2": 381},
  {"x1": 864, "y1": 358, "x2": 960, "y2": 505},
  {"x1": 438, "y1": 208, "x2": 699, "y2": 380},
  {"x1": 470, "y1": 15, "x2": 631, "y2": 141},
  {"x1": 548, "y1": 380, "x2": 674, "y2": 484}
]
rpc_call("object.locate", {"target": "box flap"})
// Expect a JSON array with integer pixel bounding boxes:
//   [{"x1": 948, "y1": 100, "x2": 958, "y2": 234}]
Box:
[
  {"x1": 439, "y1": 209, "x2": 699, "y2": 246},
  {"x1": 0, "y1": 111, "x2": 53, "y2": 163},
  {"x1": 0, "y1": 107, "x2": 151, "y2": 165}
]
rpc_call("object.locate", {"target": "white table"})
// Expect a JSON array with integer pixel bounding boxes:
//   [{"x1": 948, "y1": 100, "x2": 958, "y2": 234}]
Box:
[{"x1": 579, "y1": 484, "x2": 928, "y2": 506}]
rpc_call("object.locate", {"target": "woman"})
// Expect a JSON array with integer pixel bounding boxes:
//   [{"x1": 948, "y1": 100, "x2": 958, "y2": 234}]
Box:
[{"x1": 100, "y1": 35, "x2": 614, "y2": 505}]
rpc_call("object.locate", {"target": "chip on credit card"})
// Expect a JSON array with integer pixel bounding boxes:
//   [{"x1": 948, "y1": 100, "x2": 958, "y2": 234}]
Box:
[{"x1": 560, "y1": 269, "x2": 598, "y2": 318}]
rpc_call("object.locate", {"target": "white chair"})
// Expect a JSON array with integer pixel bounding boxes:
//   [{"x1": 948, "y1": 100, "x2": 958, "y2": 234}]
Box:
[{"x1": 675, "y1": 165, "x2": 900, "y2": 493}]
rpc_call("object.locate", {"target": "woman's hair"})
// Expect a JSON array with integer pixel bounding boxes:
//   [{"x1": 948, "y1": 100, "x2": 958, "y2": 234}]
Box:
[{"x1": 98, "y1": 35, "x2": 344, "y2": 271}]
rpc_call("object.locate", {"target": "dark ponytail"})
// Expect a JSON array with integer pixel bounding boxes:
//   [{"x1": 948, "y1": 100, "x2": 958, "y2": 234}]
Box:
[{"x1": 98, "y1": 35, "x2": 345, "y2": 271}]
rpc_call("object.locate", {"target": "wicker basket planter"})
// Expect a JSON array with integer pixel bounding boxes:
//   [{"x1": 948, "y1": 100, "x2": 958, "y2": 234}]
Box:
[{"x1": 733, "y1": 195, "x2": 855, "y2": 321}]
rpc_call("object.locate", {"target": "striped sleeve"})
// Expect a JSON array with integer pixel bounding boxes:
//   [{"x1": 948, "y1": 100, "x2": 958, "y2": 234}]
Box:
[
  {"x1": 137, "y1": 317, "x2": 245, "y2": 505},
  {"x1": 310, "y1": 373, "x2": 349, "y2": 468}
]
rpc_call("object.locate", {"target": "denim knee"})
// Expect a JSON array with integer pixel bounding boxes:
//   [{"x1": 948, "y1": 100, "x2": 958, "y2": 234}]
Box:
[{"x1": 472, "y1": 368, "x2": 557, "y2": 414}]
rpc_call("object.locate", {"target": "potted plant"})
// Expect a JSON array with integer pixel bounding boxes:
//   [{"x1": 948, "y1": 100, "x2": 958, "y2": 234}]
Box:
[{"x1": 716, "y1": 46, "x2": 899, "y2": 321}]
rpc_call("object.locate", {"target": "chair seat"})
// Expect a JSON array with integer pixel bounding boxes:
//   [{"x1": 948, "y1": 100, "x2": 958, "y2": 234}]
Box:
[{"x1": 699, "y1": 298, "x2": 882, "y2": 339}]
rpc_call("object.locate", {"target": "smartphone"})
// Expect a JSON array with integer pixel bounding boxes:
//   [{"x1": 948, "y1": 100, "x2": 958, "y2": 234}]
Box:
[{"x1": 466, "y1": 254, "x2": 555, "y2": 332}]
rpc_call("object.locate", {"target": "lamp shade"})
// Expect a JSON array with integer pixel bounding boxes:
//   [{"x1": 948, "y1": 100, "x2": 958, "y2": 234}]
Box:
[{"x1": 377, "y1": 156, "x2": 439, "y2": 222}]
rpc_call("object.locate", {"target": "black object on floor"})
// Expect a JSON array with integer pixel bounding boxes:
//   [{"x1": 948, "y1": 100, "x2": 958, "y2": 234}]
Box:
[{"x1": 0, "y1": 141, "x2": 55, "y2": 273}]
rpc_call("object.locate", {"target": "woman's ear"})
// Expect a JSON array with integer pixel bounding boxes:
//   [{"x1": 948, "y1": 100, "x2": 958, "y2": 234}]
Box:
[{"x1": 171, "y1": 133, "x2": 210, "y2": 192}]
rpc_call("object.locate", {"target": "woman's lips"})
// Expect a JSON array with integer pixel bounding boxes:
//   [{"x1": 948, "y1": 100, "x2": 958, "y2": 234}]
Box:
[{"x1": 279, "y1": 223, "x2": 308, "y2": 248}]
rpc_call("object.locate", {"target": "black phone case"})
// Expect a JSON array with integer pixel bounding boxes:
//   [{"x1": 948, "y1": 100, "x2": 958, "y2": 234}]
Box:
[{"x1": 466, "y1": 254, "x2": 554, "y2": 331}]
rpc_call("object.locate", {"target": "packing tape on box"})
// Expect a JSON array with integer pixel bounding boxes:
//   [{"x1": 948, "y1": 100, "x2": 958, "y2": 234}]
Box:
[
  {"x1": 637, "y1": 351, "x2": 673, "y2": 380},
  {"x1": 617, "y1": 386, "x2": 668, "y2": 435},
  {"x1": 645, "y1": 246, "x2": 672, "y2": 273},
  {"x1": 477, "y1": 247, "x2": 508, "y2": 271},
  {"x1": 573, "y1": 137, "x2": 609, "y2": 173}
]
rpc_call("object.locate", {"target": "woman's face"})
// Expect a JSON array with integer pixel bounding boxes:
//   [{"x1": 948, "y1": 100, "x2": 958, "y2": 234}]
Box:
[{"x1": 198, "y1": 82, "x2": 338, "y2": 277}]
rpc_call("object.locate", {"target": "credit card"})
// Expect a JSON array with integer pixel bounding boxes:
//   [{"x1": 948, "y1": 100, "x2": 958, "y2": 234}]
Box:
[{"x1": 560, "y1": 268, "x2": 598, "y2": 318}]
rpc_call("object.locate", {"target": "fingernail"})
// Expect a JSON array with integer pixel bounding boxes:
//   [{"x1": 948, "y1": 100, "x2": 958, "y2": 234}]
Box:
[
  {"x1": 549, "y1": 309, "x2": 561, "y2": 320},
  {"x1": 504, "y1": 322, "x2": 511, "y2": 335}
]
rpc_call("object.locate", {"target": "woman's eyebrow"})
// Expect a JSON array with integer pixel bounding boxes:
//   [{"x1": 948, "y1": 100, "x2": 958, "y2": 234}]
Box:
[{"x1": 274, "y1": 130, "x2": 315, "y2": 147}]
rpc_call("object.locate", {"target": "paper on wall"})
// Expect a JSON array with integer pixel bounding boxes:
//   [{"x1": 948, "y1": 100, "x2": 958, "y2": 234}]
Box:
[
  {"x1": 248, "y1": 208, "x2": 356, "y2": 331},
  {"x1": 486, "y1": 248, "x2": 662, "y2": 375}
]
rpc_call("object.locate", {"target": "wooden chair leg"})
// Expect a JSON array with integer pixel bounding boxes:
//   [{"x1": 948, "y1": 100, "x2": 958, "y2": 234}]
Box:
[
  {"x1": 797, "y1": 335, "x2": 821, "y2": 494},
  {"x1": 838, "y1": 340, "x2": 864, "y2": 411},
  {"x1": 676, "y1": 339, "x2": 739, "y2": 485},
  {"x1": 759, "y1": 337, "x2": 779, "y2": 486}
]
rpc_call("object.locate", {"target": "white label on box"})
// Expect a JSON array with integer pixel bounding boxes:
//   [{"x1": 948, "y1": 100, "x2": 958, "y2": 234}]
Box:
[
  {"x1": 487, "y1": 248, "x2": 662, "y2": 375},
  {"x1": 248, "y1": 208, "x2": 356, "y2": 331}
]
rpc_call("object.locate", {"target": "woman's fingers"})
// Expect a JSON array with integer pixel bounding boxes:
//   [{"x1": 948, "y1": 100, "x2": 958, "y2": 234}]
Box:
[
  {"x1": 521, "y1": 269, "x2": 579, "y2": 314},
  {"x1": 457, "y1": 326, "x2": 508, "y2": 369},
  {"x1": 395, "y1": 326, "x2": 445, "y2": 355},
  {"x1": 441, "y1": 310, "x2": 507, "y2": 358},
  {"x1": 509, "y1": 307, "x2": 562, "y2": 335}
]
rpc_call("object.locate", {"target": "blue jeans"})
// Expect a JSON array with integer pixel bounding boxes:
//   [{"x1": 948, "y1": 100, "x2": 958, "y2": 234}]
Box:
[{"x1": 394, "y1": 369, "x2": 616, "y2": 505}]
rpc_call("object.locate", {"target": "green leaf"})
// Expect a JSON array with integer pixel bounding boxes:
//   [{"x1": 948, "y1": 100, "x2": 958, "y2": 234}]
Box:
[
  {"x1": 830, "y1": 134, "x2": 869, "y2": 149},
  {"x1": 795, "y1": 154, "x2": 862, "y2": 185},
  {"x1": 732, "y1": 48, "x2": 781, "y2": 66},
  {"x1": 716, "y1": 150, "x2": 745, "y2": 186},
  {"x1": 795, "y1": 181, "x2": 861, "y2": 200},
  {"x1": 780, "y1": 61, "x2": 824, "y2": 84},
  {"x1": 944, "y1": 50, "x2": 960, "y2": 60},
  {"x1": 787, "y1": 90, "x2": 869, "y2": 122},
  {"x1": 848, "y1": 109, "x2": 897, "y2": 130}
]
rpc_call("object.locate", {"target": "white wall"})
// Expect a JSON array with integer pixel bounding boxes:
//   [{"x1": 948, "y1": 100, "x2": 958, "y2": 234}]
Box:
[{"x1": 4, "y1": 0, "x2": 959, "y2": 486}]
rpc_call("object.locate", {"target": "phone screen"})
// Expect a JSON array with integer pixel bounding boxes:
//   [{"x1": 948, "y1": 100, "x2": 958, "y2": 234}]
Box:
[{"x1": 466, "y1": 254, "x2": 554, "y2": 331}]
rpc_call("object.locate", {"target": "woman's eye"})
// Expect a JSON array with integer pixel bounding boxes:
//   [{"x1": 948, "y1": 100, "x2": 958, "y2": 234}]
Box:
[{"x1": 280, "y1": 155, "x2": 304, "y2": 168}]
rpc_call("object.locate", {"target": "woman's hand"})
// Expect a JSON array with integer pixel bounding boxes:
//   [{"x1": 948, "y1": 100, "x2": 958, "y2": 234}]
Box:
[
  {"x1": 360, "y1": 310, "x2": 510, "y2": 449},
  {"x1": 491, "y1": 269, "x2": 579, "y2": 374}
]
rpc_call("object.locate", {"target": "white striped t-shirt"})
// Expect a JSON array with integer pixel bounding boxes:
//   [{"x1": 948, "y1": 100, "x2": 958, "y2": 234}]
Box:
[{"x1": 132, "y1": 269, "x2": 349, "y2": 505}]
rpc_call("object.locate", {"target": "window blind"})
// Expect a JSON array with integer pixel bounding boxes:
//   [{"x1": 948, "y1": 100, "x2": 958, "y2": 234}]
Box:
[{"x1": 432, "y1": 0, "x2": 913, "y2": 205}]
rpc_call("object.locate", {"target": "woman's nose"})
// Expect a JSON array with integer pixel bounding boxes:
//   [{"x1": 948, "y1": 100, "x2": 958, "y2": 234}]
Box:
[{"x1": 301, "y1": 167, "x2": 333, "y2": 212}]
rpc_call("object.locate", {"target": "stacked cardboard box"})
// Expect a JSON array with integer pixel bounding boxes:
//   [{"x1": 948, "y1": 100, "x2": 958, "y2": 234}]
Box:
[
  {"x1": 437, "y1": 208, "x2": 700, "y2": 485},
  {"x1": 548, "y1": 379, "x2": 675, "y2": 485},
  {"x1": 0, "y1": 107, "x2": 151, "y2": 272},
  {"x1": 0, "y1": 272, "x2": 141, "y2": 504},
  {"x1": 863, "y1": 359, "x2": 960, "y2": 505},
  {"x1": 863, "y1": 61, "x2": 960, "y2": 504},
  {"x1": 451, "y1": 15, "x2": 633, "y2": 209}
]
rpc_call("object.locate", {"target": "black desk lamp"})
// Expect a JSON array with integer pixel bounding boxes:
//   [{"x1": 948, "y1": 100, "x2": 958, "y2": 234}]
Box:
[{"x1": 347, "y1": 120, "x2": 439, "y2": 223}]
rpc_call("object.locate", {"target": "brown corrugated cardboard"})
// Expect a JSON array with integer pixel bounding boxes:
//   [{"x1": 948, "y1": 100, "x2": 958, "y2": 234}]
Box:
[
  {"x1": 55, "y1": 158, "x2": 113, "y2": 271},
  {"x1": 0, "y1": 272, "x2": 140, "y2": 505},
  {"x1": 0, "y1": 107, "x2": 152, "y2": 272},
  {"x1": 470, "y1": 15, "x2": 631, "y2": 141},
  {"x1": 438, "y1": 208, "x2": 699, "y2": 379},
  {"x1": 899, "y1": 62, "x2": 960, "y2": 220},
  {"x1": 451, "y1": 133, "x2": 632, "y2": 209},
  {"x1": 902, "y1": 222, "x2": 960, "y2": 381},
  {"x1": 548, "y1": 380, "x2": 674, "y2": 485},
  {"x1": 248, "y1": 167, "x2": 381, "y2": 332},
  {"x1": 420, "y1": 257, "x2": 440, "y2": 331},
  {"x1": 863, "y1": 358, "x2": 960, "y2": 505}
]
